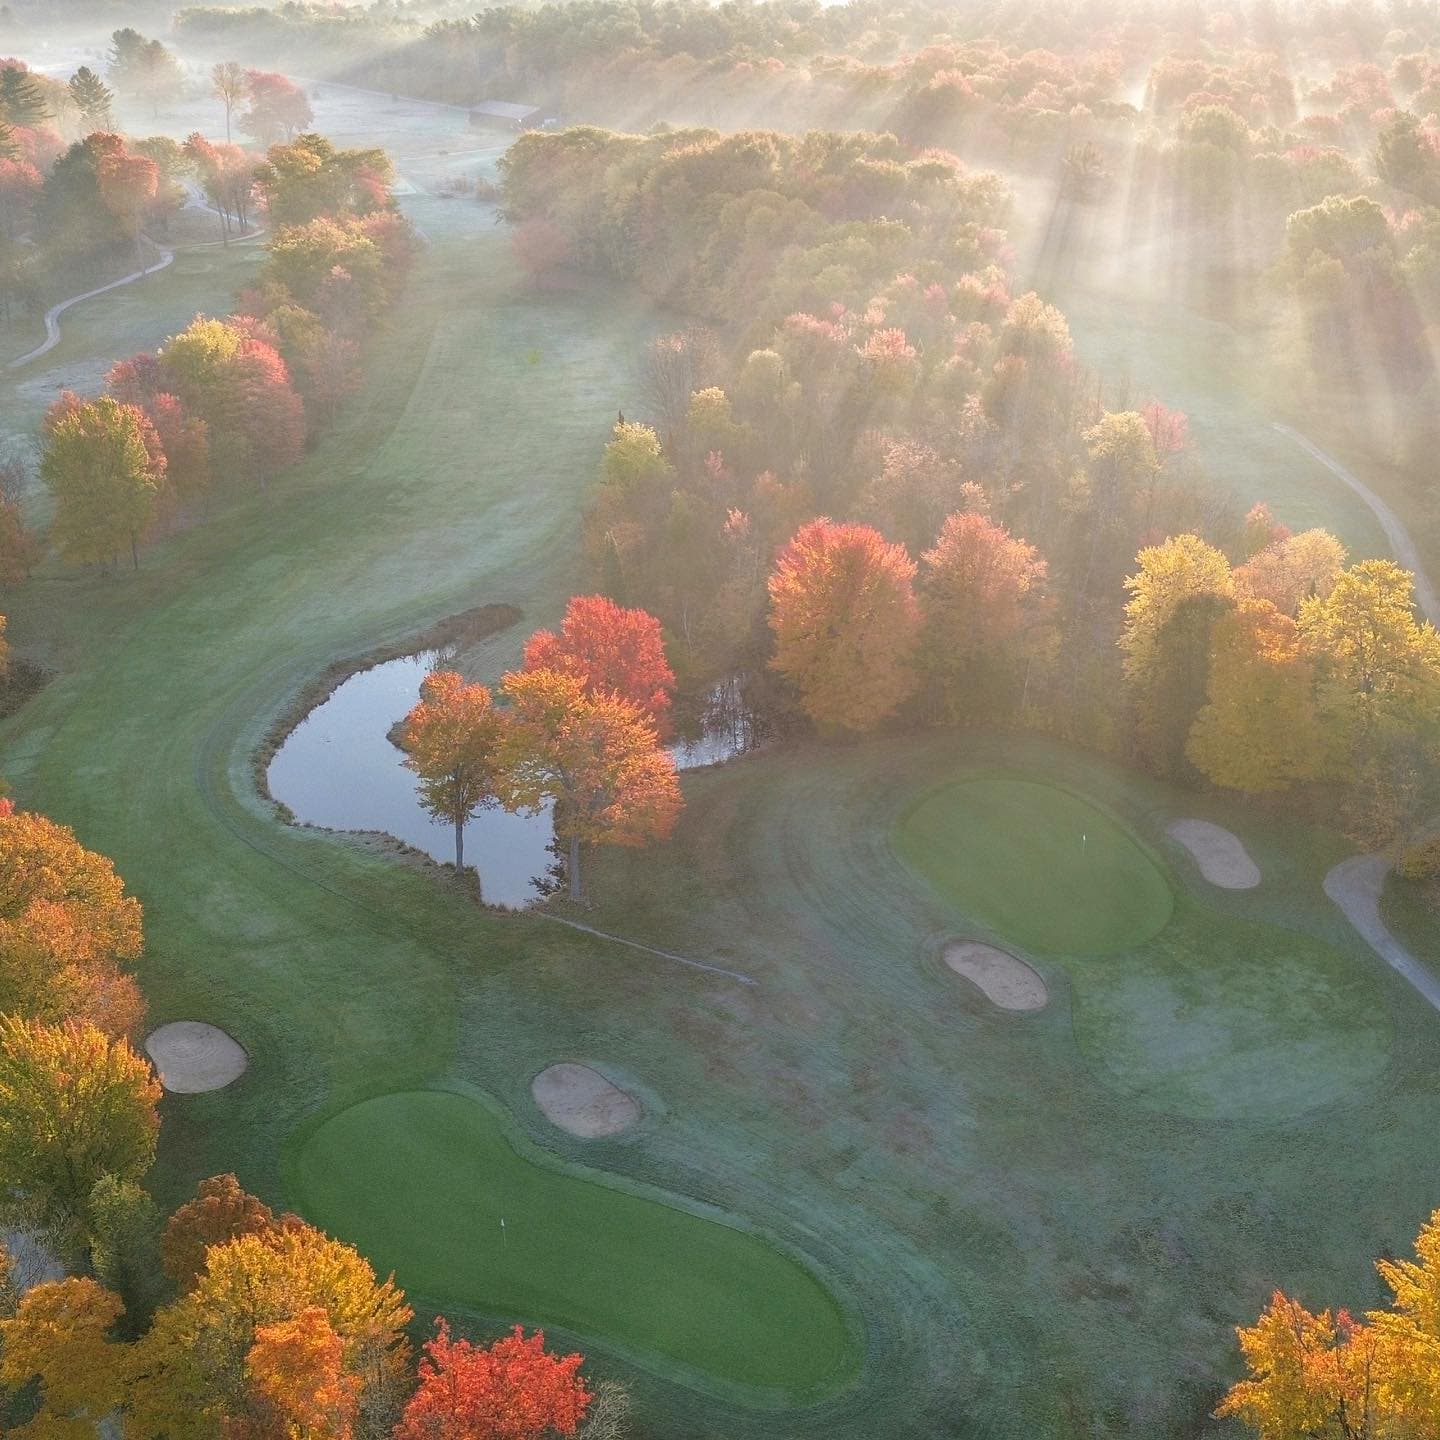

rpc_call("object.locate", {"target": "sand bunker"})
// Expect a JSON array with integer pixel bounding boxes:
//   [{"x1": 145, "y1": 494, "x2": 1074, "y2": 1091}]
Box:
[
  {"x1": 144, "y1": 1021, "x2": 248, "y2": 1094},
  {"x1": 943, "y1": 941, "x2": 1048, "y2": 1011},
  {"x1": 1166, "y1": 819, "x2": 1261, "y2": 890},
  {"x1": 531, "y1": 1063, "x2": 640, "y2": 1138}
]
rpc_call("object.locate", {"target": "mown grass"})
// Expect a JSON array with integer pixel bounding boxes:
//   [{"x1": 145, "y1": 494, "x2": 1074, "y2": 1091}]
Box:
[
  {"x1": 294, "y1": 1087, "x2": 858, "y2": 1400},
  {"x1": 895, "y1": 775, "x2": 1173, "y2": 954}
]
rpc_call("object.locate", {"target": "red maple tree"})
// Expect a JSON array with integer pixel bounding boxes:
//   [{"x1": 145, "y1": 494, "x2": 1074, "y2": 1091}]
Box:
[
  {"x1": 394, "y1": 1322, "x2": 591, "y2": 1440},
  {"x1": 523, "y1": 594, "x2": 675, "y2": 734}
]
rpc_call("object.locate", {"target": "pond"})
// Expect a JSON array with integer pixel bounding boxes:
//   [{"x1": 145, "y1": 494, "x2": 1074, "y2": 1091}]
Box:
[{"x1": 267, "y1": 654, "x2": 753, "y2": 908}]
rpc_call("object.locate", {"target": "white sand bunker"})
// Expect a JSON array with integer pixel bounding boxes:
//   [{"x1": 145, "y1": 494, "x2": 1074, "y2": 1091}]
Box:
[
  {"x1": 1166, "y1": 819, "x2": 1261, "y2": 890},
  {"x1": 144, "y1": 1021, "x2": 248, "y2": 1094},
  {"x1": 531, "y1": 1063, "x2": 640, "y2": 1138},
  {"x1": 943, "y1": 941, "x2": 1048, "y2": 1011}
]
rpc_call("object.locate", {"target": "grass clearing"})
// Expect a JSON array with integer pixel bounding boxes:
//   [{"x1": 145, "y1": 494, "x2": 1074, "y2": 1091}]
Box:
[
  {"x1": 896, "y1": 776, "x2": 1174, "y2": 955},
  {"x1": 294, "y1": 1088, "x2": 858, "y2": 1400}
]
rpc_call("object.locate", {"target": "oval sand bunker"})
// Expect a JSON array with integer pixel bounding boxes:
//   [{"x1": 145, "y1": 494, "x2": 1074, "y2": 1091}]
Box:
[
  {"x1": 1166, "y1": 819, "x2": 1260, "y2": 890},
  {"x1": 944, "y1": 941, "x2": 1048, "y2": 1011},
  {"x1": 532, "y1": 1063, "x2": 640, "y2": 1138},
  {"x1": 145, "y1": 1021, "x2": 248, "y2": 1094}
]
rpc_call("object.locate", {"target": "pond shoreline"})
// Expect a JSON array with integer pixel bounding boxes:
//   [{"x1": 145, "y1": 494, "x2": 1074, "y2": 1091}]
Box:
[{"x1": 252, "y1": 601, "x2": 522, "y2": 805}]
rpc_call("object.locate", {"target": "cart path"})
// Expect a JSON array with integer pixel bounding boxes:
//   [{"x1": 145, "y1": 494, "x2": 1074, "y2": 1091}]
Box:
[
  {"x1": 1273, "y1": 422, "x2": 1440, "y2": 625},
  {"x1": 1324, "y1": 853, "x2": 1440, "y2": 1012}
]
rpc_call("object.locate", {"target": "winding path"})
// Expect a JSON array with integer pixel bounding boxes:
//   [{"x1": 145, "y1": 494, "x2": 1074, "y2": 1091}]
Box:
[
  {"x1": 6, "y1": 247, "x2": 176, "y2": 371},
  {"x1": 1272, "y1": 422, "x2": 1440, "y2": 625},
  {"x1": 6, "y1": 188, "x2": 266, "y2": 373},
  {"x1": 1324, "y1": 854, "x2": 1440, "y2": 1012}
]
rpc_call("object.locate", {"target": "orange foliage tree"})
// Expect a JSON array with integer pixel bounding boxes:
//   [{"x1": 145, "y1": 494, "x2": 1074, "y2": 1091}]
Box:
[
  {"x1": 161, "y1": 1173, "x2": 290, "y2": 1292},
  {"x1": 394, "y1": 1322, "x2": 591, "y2": 1440},
  {"x1": 0, "y1": 1276, "x2": 130, "y2": 1439},
  {"x1": 0, "y1": 804, "x2": 145, "y2": 1038},
  {"x1": 500, "y1": 668, "x2": 682, "y2": 901},
  {"x1": 243, "y1": 1306, "x2": 360, "y2": 1440},
  {"x1": 523, "y1": 595, "x2": 676, "y2": 734},
  {"x1": 920, "y1": 510, "x2": 1049, "y2": 723},
  {"x1": 767, "y1": 518, "x2": 920, "y2": 734},
  {"x1": 401, "y1": 670, "x2": 509, "y2": 875}
]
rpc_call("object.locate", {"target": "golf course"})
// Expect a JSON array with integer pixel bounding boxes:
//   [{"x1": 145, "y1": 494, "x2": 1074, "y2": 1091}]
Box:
[{"x1": 3, "y1": 72, "x2": 1440, "y2": 1440}]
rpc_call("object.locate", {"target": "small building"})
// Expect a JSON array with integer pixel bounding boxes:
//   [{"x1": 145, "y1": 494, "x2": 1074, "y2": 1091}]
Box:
[{"x1": 469, "y1": 101, "x2": 543, "y2": 132}]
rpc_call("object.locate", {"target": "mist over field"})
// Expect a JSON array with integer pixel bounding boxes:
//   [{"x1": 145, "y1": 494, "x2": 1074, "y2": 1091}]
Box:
[{"x1": 1, "y1": 1, "x2": 1439, "y2": 1437}]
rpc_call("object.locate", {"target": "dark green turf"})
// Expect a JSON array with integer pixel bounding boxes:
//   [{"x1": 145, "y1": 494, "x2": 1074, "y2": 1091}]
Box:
[
  {"x1": 293, "y1": 1089, "x2": 857, "y2": 1399},
  {"x1": 895, "y1": 777, "x2": 1174, "y2": 955}
]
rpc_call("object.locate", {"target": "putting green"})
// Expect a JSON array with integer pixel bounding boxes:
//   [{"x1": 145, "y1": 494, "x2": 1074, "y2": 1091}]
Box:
[
  {"x1": 293, "y1": 1090, "x2": 857, "y2": 1398},
  {"x1": 895, "y1": 778, "x2": 1173, "y2": 955}
]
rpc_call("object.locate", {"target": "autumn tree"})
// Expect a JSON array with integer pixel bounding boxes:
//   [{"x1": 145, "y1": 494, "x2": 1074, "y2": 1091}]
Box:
[
  {"x1": 162, "y1": 1172, "x2": 287, "y2": 1293},
  {"x1": 0, "y1": 1277, "x2": 130, "y2": 1438},
  {"x1": 0, "y1": 1017, "x2": 160, "y2": 1246},
  {"x1": 1236, "y1": 529, "x2": 1347, "y2": 615},
  {"x1": 500, "y1": 669, "x2": 683, "y2": 901},
  {"x1": 523, "y1": 596, "x2": 675, "y2": 733},
  {"x1": 211, "y1": 61, "x2": 250, "y2": 144},
  {"x1": 253, "y1": 134, "x2": 394, "y2": 227},
  {"x1": 1298, "y1": 559, "x2": 1440, "y2": 843},
  {"x1": 401, "y1": 671, "x2": 508, "y2": 875},
  {"x1": 1121, "y1": 534, "x2": 1234, "y2": 772},
  {"x1": 0, "y1": 804, "x2": 145, "y2": 1037},
  {"x1": 394, "y1": 1322, "x2": 591, "y2": 1440},
  {"x1": 768, "y1": 518, "x2": 920, "y2": 734},
  {"x1": 920, "y1": 510, "x2": 1049, "y2": 724},
  {"x1": 40, "y1": 394, "x2": 163, "y2": 568},
  {"x1": 244, "y1": 1306, "x2": 360, "y2": 1440},
  {"x1": 1218, "y1": 1207, "x2": 1440, "y2": 1438},
  {"x1": 158, "y1": 317, "x2": 304, "y2": 487},
  {"x1": 97, "y1": 148, "x2": 159, "y2": 270},
  {"x1": 241, "y1": 72, "x2": 314, "y2": 146},
  {"x1": 1187, "y1": 600, "x2": 1325, "y2": 795},
  {"x1": 128, "y1": 1223, "x2": 412, "y2": 1440}
]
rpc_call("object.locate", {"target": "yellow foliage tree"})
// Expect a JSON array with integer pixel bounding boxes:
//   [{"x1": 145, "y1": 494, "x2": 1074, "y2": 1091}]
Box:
[
  {"x1": 1218, "y1": 1207, "x2": 1440, "y2": 1439},
  {"x1": 1186, "y1": 600, "x2": 1326, "y2": 794},
  {"x1": 0, "y1": 1017, "x2": 160, "y2": 1244},
  {"x1": 127, "y1": 1222, "x2": 411, "y2": 1440},
  {"x1": 0, "y1": 1277, "x2": 130, "y2": 1440}
]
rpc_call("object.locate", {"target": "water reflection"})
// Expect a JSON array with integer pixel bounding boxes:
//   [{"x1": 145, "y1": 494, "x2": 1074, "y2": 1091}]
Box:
[{"x1": 267, "y1": 654, "x2": 752, "y2": 908}]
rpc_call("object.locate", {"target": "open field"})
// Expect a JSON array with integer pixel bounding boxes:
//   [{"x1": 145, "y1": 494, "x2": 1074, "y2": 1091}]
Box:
[{"x1": 3, "y1": 78, "x2": 1440, "y2": 1438}]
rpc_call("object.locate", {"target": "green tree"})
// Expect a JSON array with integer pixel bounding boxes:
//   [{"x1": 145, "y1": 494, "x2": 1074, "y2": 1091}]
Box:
[
  {"x1": 40, "y1": 395, "x2": 162, "y2": 569},
  {"x1": 88, "y1": 1175, "x2": 165, "y2": 1332},
  {"x1": 68, "y1": 67, "x2": 115, "y2": 130},
  {"x1": 0, "y1": 66, "x2": 50, "y2": 129}
]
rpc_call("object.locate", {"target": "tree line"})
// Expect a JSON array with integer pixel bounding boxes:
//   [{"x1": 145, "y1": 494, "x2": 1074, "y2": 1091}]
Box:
[
  {"x1": 500, "y1": 122, "x2": 1440, "y2": 864},
  {"x1": 33, "y1": 131, "x2": 413, "y2": 570}
]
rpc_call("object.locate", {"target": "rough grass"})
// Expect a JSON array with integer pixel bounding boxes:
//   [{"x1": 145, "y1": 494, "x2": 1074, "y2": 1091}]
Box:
[
  {"x1": 895, "y1": 776, "x2": 1174, "y2": 955},
  {"x1": 293, "y1": 1088, "x2": 858, "y2": 1400}
]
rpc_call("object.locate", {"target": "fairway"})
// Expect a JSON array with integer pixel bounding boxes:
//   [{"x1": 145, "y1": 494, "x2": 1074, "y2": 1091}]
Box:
[
  {"x1": 895, "y1": 777, "x2": 1173, "y2": 955},
  {"x1": 293, "y1": 1090, "x2": 858, "y2": 1398}
]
